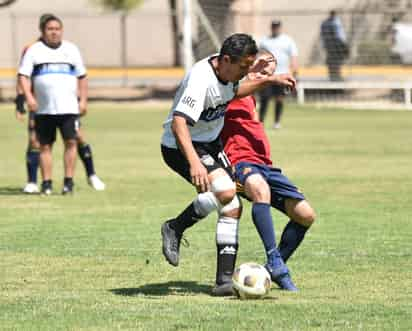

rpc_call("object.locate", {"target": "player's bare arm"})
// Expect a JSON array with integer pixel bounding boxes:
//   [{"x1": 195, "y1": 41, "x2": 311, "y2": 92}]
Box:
[
  {"x1": 78, "y1": 76, "x2": 88, "y2": 116},
  {"x1": 171, "y1": 115, "x2": 210, "y2": 193},
  {"x1": 18, "y1": 74, "x2": 37, "y2": 112}
]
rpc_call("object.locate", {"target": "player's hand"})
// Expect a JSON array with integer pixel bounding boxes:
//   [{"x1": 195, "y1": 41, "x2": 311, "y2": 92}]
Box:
[
  {"x1": 190, "y1": 161, "x2": 210, "y2": 193},
  {"x1": 79, "y1": 100, "x2": 87, "y2": 116},
  {"x1": 15, "y1": 111, "x2": 25, "y2": 122},
  {"x1": 269, "y1": 73, "x2": 296, "y2": 91},
  {"x1": 26, "y1": 97, "x2": 38, "y2": 113}
]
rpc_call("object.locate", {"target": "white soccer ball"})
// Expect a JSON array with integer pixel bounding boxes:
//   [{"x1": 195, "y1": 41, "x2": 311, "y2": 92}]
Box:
[{"x1": 232, "y1": 262, "x2": 272, "y2": 299}]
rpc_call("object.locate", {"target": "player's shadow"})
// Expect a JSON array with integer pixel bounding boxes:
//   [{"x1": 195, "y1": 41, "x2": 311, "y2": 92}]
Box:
[
  {"x1": 0, "y1": 186, "x2": 26, "y2": 196},
  {"x1": 110, "y1": 281, "x2": 212, "y2": 297}
]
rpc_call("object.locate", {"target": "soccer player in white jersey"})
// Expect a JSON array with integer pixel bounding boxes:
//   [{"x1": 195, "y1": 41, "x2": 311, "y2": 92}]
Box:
[
  {"x1": 16, "y1": 15, "x2": 105, "y2": 194},
  {"x1": 160, "y1": 33, "x2": 296, "y2": 296},
  {"x1": 18, "y1": 14, "x2": 90, "y2": 195},
  {"x1": 259, "y1": 20, "x2": 299, "y2": 129}
]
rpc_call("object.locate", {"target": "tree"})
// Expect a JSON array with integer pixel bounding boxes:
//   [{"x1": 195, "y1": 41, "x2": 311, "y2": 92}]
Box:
[{"x1": 0, "y1": 0, "x2": 17, "y2": 8}]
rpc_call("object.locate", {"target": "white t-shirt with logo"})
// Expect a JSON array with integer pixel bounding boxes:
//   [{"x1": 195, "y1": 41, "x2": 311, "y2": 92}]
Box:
[
  {"x1": 161, "y1": 55, "x2": 239, "y2": 149},
  {"x1": 260, "y1": 34, "x2": 298, "y2": 74},
  {"x1": 18, "y1": 40, "x2": 86, "y2": 115}
]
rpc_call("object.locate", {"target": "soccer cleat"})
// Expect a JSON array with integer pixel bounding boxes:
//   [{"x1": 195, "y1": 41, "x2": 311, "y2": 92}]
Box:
[
  {"x1": 161, "y1": 220, "x2": 182, "y2": 267},
  {"x1": 62, "y1": 185, "x2": 73, "y2": 195},
  {"x1": 88, "y1": 175, "x2": 105, "y2": 191},
  {"x1": 211, "y1": 281, "x2": 234, "y2": 297},
  {"x1": 273, "y1": 122, "x2": 282, "y2": 129},
  {"x1": 23, "y1": 182, "x2": 39, "y2": 194},
  {"x1": 265, "y1": 263, "x2": 298, "y2": 292},
  {"x1": 41, "y1": 182, "x2": 52, "y2": 196}
]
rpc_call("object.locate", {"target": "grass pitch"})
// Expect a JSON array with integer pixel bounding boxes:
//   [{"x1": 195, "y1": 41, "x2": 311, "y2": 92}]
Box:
[{"x1": 0, "y1": 102, "x2": 411, "y2": 330}]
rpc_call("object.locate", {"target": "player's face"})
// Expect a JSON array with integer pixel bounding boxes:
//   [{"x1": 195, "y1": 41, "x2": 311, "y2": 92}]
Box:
[
  {"x1": 42, "y1": 20, "x2": 63, "y2": 47},
  {"x1": 224, "y1": 55, "x2": 256, "y2": 82}
]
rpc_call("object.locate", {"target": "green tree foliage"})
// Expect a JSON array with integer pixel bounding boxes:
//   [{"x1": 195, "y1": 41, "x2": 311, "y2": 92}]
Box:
[{"x1": 94, "y1": 0, "x2": 143, "y2": 12}]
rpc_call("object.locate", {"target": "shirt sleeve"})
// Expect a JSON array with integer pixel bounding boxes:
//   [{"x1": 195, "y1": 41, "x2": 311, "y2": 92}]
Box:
[
  {"x1": 173, "y1": 72, "x2": 208, "y2": 125},
  {"x1": 71, "y1": 44, "x2": 87, "y2": 77},
  {"x1": 18, "y1": 47, "x2": 34, "y2": 77}
]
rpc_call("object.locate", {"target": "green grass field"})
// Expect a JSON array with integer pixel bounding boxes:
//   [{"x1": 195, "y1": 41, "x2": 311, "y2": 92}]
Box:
[{"x1": 0, "y1": 102, "x2": 411, "y2": 331}]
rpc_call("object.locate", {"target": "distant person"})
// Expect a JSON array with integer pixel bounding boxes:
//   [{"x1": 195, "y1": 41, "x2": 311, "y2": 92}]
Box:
[
  {"x1": 18, "y1": 14, "x2": 104, "y2": 195},
  {"x1": 259, "y1": 20, "x2": 299, "y2": 129},
  {"x1": 320, "y1": 10, "x2": 349, "y2": 81},
  {"x1": 17, "y1": 14, "x2": 105, "y2": 194}
]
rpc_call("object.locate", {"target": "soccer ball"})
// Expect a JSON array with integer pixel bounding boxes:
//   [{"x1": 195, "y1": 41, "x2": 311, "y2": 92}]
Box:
[{"x1": 232, "y1": 262, "x2": 271, "y2": 299}]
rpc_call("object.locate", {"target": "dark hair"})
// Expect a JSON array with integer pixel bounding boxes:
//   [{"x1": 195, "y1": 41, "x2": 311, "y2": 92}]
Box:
[
  {"x1": 218, "y1": 33, "x2": 258, "y2": 63},
  {"x1": 39, "y1": 13, "x2": 62, "y2": 32}
]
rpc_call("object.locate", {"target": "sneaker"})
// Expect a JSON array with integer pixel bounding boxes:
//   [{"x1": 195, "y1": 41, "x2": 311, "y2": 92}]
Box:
[
  {"x1": 161, "y1": 220, "x2": 182, "y2": 267},
  {"x1": 88, "y1": 175, "x2": 105, "y2": 191},
  {"x1": 265, "y1": 263, "x2": 298, "y2": 292},
  {"x1": 273, "y1": 122, "x2": 282, "y2": 129},
  {"x1": 211, "y1": 281, "x2": 234, "y2": 297},
  {"x1": 62, "y1": 185, "x2": 73, "y2": 195},
  {"x1": 23, "y1": 182, "x2": 39, "y2": 194},
  {"x1": 41, "y1": 182, "x2": 52, "y2": 196}
]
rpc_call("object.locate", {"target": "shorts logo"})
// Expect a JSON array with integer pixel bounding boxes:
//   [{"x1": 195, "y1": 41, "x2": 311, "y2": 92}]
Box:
[
  {"x1": 243, "y1": 167, "x2": 252, "y2": 176},
  {"x1": 74, "y1": 119, "x2": 80, "y2": 132},
  {"x1": 200, "y1": 155, "x2": 215, "y2": 167}
]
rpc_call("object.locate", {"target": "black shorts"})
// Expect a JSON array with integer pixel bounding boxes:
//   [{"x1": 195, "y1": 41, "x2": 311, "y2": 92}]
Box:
[
  {"x1": 161, "y1": 138, "x2": 233, "y2": 184},
  {"x1": 259, "y1": 85, "x2": 286, "y2": 98},
  {"x1": 35, "y1": 114, "x2": 79, "y2": 145}
]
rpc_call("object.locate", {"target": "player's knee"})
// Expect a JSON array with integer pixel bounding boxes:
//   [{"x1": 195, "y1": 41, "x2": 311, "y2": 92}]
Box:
[
  {"x1": 193, "y1": 192, "x2": 219, "y2": 218},
  {"x1": 65, "y1": 139, "x2": 77, "y2": 149},
  {"x1": 245, "y1": 174, "x2": 270, "y2": 203},
  {"x1": 219, "y1": 195, "x2": 242, "y2": 218},
  {"x1": 297, "y1": 205, "x2": 316, "y2": 228},
  {"x1": 211, "y1": 175, "x2": 236, "y2": 205}
]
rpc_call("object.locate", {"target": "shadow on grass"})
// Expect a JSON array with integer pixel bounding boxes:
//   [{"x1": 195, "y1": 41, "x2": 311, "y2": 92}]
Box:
[
  {"x1": 0, "y1": 186, "x2": 25, "y2": 196},
  {"x1": 110, "y1": 281, "x2": 212, "y2": 297}
]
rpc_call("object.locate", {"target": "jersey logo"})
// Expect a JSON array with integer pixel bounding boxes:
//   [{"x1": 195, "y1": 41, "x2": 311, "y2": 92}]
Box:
[
  {"x1": 181, "y1": 96, "x2": 196, "y2": 108},
  {"x1": 199, "y1": 103, "x2": 228, "y2": 122}
]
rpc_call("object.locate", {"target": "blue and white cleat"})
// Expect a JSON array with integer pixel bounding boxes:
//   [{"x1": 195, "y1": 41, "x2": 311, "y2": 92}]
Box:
[{"x1": 265, "y1": 263, "x2": 298, "y2": 292}]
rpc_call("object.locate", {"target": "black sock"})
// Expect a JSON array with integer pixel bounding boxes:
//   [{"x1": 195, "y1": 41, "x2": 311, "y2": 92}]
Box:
[
  {"x1": 78, "y1": 143, "x2": 95, "y2": 177},
  {"x1": 26, "y1": 148, "x2": 39, "y2": 183},
  {"x1": 169, "y1": 203, "x2": 203, "y2": 234},
  {"x1": 216, "y1": 244, "x2": 238, "y2": 285},
  {"x1": 278, "y1": 220, "x2": 308, "y2": 262},
  {"x1": 64, "y1": 177, "x2": 74, "y2": 189},
  {"x1": 275, "y1": 100, "x2": 283, "y2": 124},
  {"x1": 42, "y1": 180, "x2": 52, "y2": 189}
]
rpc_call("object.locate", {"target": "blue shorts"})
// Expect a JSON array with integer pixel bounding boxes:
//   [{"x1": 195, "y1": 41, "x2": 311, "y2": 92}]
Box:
[{"x1": 235, "y1": 161, "x2": 305, "y2": 214}]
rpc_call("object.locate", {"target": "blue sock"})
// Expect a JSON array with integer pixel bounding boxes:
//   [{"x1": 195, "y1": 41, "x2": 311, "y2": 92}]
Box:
[
  {"x1": 26, "y1": 148, "x2": 39, "y2": 183},
  {"x1": 278, "y1": 220, "x2": 308, "y2": 262},
  {"x1": 252, "y1": 203, "x2": 281, "y2": 265},
  {"x1": 78, "y1": 143, "x2": 96, "y2": 177}
]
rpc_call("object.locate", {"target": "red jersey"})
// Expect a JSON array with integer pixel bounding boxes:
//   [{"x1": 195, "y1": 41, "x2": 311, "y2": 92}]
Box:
[{"x1": 221, "y1": 96, "x2": 272, "y2": 166}]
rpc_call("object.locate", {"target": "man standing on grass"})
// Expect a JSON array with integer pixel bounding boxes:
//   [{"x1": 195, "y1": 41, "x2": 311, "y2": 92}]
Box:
[
  {"x1": 160, "y1": 33, "x2": 297, "y2": 296},
  {"x1": 18, "y1": 14, "x2": 89, "y2": 195},
  {"x1": 259, "y1": 20, "x2": 299, "y2": 129}
]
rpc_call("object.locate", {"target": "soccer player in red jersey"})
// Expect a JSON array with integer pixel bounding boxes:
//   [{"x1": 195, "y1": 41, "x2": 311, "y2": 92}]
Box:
[{"x1": 221, "y1": 52, "x2": 316, "y2": 291}]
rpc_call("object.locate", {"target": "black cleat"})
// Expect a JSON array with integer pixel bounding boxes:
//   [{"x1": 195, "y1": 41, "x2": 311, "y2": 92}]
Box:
[
  {"x1": 62, "y1": 185, "x2": 73, "y2": 195},
  {"x1": 41, "y1": 181, "x2": 53, "y2": 196},
  {"x1": 211, "y1": 281, "x2": 234, "y2": 297},
  {"x1": 161, "y1": 220, "x2": 182, "y2": 267}
]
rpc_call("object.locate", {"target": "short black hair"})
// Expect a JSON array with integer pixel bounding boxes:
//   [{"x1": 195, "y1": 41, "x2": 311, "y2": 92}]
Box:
[
  {"x1": 218, "y1": 33, "x2": 258, "y2": 63},
  {"x1": 39, "y1": 13, "x2": 62, "y2": 32}
]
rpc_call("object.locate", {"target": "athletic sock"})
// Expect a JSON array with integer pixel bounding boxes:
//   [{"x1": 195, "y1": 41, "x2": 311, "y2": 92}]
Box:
[
  {"x1": 168, "y1": 203, "x2": 203, "y2": 234},
  {"x1": 275, "y1": 100, "x2": 283, "y2": 124},
  {"x1": 26, "y1": 148, "x2": 40, "y2": 183},
  {"x1": 252, "y1": 202, "x2": 277, "y2": 257},
  {"x1": 216, "y1": 243, "x2": 238, "y2": 285},
  {"x1": 63, "y1": 177, "x2": 74, "y2": 189},
  {"x1": 278, "y1": 220, "x2": 309, "y2": 262},
  {"x1": 78, "y1": 143, "x2": 95, "y2": 177}
]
